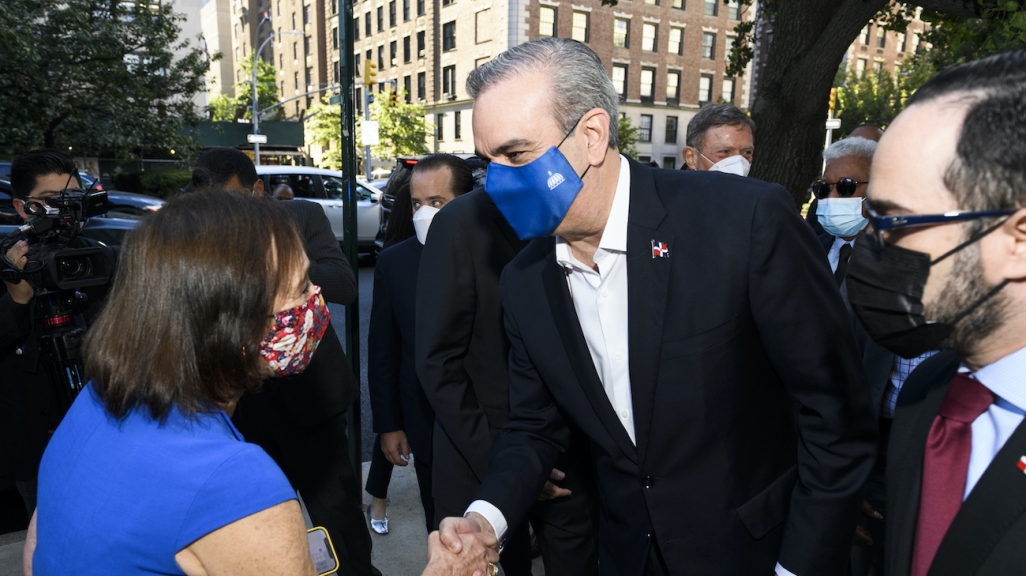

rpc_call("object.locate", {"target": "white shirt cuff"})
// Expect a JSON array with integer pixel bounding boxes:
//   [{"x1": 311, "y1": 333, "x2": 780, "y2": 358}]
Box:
[
  {"x1": 776, "y1": 562, "x2": 798, "y2": 576},
  {"x1": 465, "y1": 500, "x2": 508, "y2": 542}
]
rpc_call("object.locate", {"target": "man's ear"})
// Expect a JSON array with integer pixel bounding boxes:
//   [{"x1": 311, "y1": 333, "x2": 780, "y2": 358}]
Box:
[
  {"x1": 581, "y1": 108, "x2": 611, "y2": 165},
  {"x1": 14, "y1": 198, "x2": 30, "y2": 221},
  {"x1": 683, "y1": 147, "x2": 700, "y2": 170},
  {"x1": 253, "y1": 178, "x2": 266, "y2": 197},
  {"x1": 999, "y1": 207, "x2": 1026, "y2": 281}
]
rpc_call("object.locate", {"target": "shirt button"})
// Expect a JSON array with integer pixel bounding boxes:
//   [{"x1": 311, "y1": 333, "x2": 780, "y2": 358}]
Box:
[
  {"x1": 615, "y1": 352, "x2": 624, "y2": 361},
  {"x1": 600, "y1": 291, "x2": 609, "y2": 298},
  {"x1": 620, "y1": 409, "x2": 629, "y2": 419},
  {"x1": 642, "y1": 475, "x2": 655, "y2": 489}
]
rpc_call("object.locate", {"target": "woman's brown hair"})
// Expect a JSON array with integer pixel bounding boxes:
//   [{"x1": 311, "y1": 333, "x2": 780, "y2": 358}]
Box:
[{"x1": 84, "y1": 189, "x2": 306, "y2": 421}]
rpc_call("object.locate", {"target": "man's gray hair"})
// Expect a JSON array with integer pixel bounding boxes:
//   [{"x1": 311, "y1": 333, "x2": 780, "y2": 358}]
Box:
[
  {"x1": 822, "y1": 136, "x2": 877, "y2": 165},
  {"x1": 684, "y1": 104, "x2": 756, "y2": 151},
  {"x1": 466, "y1": 38, "x2": 620, "y2": 149}
]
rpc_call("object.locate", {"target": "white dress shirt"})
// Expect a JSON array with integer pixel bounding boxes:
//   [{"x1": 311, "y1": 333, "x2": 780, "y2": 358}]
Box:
[
  {"x1": 963, "y1": 344, "x2": 1026, "y2": 500},
  {"x1": 827, "y1": 236, "x2": 854, "y2": 274}
]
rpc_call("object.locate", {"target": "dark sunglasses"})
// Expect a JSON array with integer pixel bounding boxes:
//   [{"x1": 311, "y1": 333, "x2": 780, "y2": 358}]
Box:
[{"x1": 811, "y1": 178, "x2": 866, "y2": 198}]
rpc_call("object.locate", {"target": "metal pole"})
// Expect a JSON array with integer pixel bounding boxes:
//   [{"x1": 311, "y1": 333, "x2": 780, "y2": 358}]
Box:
[
  {"x1": 339, "y1": 0, "x2": 362, "y2": 474},
  {"x1": 364, "y1": 88, "x2": 372, "y2": 180}
]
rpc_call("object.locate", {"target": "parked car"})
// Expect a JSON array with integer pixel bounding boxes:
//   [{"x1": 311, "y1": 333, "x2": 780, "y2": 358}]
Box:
[
  {"x1": 374, "y1": 154, "x2": 488, "y2": 251},
  {"x1": 254, "y1": 166, "x2": 381, "y2": 252}
]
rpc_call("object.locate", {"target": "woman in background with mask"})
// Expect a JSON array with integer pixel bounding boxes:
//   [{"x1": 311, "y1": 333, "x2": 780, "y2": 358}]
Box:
[
  {"x1": 366, "y1": 154, "x2": 474, "y2": 533},
  {"x1": 24, "y1": 189, "x2": 325, "y2": 575}
]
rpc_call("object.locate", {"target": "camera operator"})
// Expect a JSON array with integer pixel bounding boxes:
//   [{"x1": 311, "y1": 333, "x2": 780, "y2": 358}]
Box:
[{"x1": 0, "y1": 150, "x2": 112, "y2": 515}]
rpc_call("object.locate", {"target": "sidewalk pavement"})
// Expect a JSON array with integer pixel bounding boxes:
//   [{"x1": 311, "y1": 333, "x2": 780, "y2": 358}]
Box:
[{"x1": 0, "y1": 461, "x2": 542, "y2": 576}]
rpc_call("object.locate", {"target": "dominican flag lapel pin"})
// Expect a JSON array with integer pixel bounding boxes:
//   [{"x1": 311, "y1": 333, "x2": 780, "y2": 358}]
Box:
[
  {"x1": 651, "y1": 240, "x2": 670, "y2": 259},
  {"x1": 1018, "y1": 456, "x2": 1026, "y2": 474}
]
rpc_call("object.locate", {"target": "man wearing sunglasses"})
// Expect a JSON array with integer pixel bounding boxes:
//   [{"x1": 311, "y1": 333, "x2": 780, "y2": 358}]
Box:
[{"x1": 842, "y1": 49, "x2": 1026, "y2": 576}]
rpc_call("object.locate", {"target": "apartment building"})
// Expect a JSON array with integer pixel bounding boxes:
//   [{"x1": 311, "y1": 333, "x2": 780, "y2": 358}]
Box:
[
  {"x1": 202, "y1": 0, "x2": 236, "y2": 99},
  {"x1": 348, "y1": 0, "x2": 752, "y2": 167},
  {"x1": 845, "y1": 11, "x2": 929, "y2": 78},
  {"x1": 271, "y1": 0, "x2": 332, "y2": 120}
]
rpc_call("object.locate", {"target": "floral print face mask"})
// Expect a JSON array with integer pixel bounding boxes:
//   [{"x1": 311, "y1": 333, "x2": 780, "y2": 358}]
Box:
[{"x1": 260, "y1": 285, "x2": 330, "y2": 376}]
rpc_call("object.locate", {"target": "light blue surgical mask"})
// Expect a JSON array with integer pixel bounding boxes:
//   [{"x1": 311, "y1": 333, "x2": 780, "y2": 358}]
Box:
[
  {"x1": 817, "y1": 197, "x2": 868, "y2": 238},
  {"x1": 484, "y1": 119, "x2": 590, "y2": 240}
]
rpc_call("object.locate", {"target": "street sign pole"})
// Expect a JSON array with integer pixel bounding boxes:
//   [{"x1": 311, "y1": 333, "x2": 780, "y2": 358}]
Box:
[
  {"x1": 339, "y1": 0, "x2": 362, "y2": 474},
  {"x1": 364, "y1": 88, "x2": 372, "y2": 181}
]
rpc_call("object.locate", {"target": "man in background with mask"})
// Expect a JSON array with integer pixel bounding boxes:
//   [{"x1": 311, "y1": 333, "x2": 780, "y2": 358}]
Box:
[
  {"x1": 365, "y1": 153, "x2": 474, "y2": 533},
  {"x1": 814, "y1": 136, "x2": 935, "y2": 575},
  {"x1": 438, "y1": 37, "x2": 876, "y2": 576},
  {"x1": 681, "y1": 103, "x2": 755, "y2": 176},
  {"x1": 844, "y1": 49, "x2": 1026, "y2": 576},
  {"x1": 416, "y1": 150, "x2": 599, "y2": 571}
]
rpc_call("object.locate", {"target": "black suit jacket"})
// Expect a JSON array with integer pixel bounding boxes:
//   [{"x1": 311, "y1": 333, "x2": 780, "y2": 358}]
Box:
[
  {"x1": 239, "y1": 199, "x2": 358, "y2": 425},
  {"x1": 368, "y1": 237, "x2": 434, "y2": 461},
  {"x1": 414, "y1": 189, "x2": 531, "y2": 512},
  {"x1": 478, "y1": 163, "x2": 878, "y2": 575},
  {"x1": 886, "y1": 352, "x2": 1026, "y2": 576},
  {"x1": 820, "y1": 233, "x2": 894, "y2": 417}
]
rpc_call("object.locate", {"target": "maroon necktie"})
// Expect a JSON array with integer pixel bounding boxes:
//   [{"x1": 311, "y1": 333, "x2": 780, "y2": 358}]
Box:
[{"x1": 911, "y1": 373, "x2": 995, "y2": 576}]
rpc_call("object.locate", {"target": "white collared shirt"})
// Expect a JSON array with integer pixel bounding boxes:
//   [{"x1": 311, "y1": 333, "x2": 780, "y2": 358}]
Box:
[
  {"x1": 963, "y1": 345, "x2": 1026, "y2": 499},
  {"x1": 827, "y1": 236, "x2": 854, "y2": 273}
]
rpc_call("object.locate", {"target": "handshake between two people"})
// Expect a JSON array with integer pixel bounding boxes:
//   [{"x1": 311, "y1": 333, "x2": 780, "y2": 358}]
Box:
[{"x1": 426, "y1": 468, "x2": 570, "y2": 576}]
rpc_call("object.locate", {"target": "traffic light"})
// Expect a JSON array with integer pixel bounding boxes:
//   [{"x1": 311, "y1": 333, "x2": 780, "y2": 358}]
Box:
[
  {"x1": 388, "y1": 90, "x2": 399, "y2": 108},
  {"x1": 363, "y1": 61, "x2": 377, "y2": 86},
  {"x1": 828, "y1": 88, "x2": 837, "y2": 115}
]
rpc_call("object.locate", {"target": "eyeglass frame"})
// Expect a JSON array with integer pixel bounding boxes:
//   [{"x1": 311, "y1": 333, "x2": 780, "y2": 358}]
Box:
[
  {"x1": 811, "y1": 177, "x2": 867, "y2": 198},
  {"x1": 865, "y1": 204, "x2": 1017, "y2": 245}
]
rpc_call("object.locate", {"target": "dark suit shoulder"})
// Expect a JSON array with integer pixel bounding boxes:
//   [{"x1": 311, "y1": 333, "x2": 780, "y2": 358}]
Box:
[
  {"x1": 377, "y1": 236, "x2": 422, "y2": 267},
  {"x1": 647, "y1": 164, "x2": 787, "y2": 208},
  {"x1": 896, "y1": 351, "x2": 960, "y2": 408},
  {"x1": 431, "y1": 188, "x2": 497, "y2": 228},
  {"x1": 818, "y1": 233, "x2": 837, "y2": 254}
]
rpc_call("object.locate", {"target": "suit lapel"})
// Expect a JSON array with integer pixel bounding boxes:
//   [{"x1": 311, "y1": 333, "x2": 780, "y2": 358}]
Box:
[
  {"x1": 624, "y1": 162, "x2": 672, "y2": 466},
  {"x1": 930, "y1": 409, "x2": 1026, "y2": 575},
  {"x1": 540, "y1": 250, "x2": 639, "y2": 465}
]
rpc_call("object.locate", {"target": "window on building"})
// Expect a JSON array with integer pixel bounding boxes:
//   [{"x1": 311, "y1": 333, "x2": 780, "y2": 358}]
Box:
[
  {"x1": 292, "y1": 12, "x2": 297, "y2": 29},
  {"x1": 378, "y1": 45, "x2": 384, "y2": 69},
  {"x1": 640, "y1": 114, "x2": 653, "y2": 142},
  {"x1": 365, "y1": 12, "x2": 371, "y2": 36},
  {"x1": 378, "y1": 81, "x2": 385, "y2": 93},
  {"x1": 860, "y1": 25, "x2": 871, "y2": 45},
  {"x1": 443, "y1": 21, "x2": 456, "y2": 51},
  {"x1": 454, "y1": 110, "x2": 462, "y2": 140},
  {"x1": 333, "y1": 60, "x2": 339, "y2": 84},
  {"x1": 638, "y1": 155, "x2": 652, "y2": 163},
  {"x1": 665, "y1": 116, "x2": 678, "y2": 143},
  {"x1": 727, "y1": 0, "x2": 740, "y2": 19},
  {"x1": 704, "y1": 0, "x2": 717, "y2": 16},
  {"x1": 404, "y1": 36, "x2": 411, "y2": 61},
  {"x1": 476, "y1": 9, "x2": 490, "y2": 43},
  {"x1": 417, "y1": 0, "x2": 425, "y2": 16},
  {"x1": 294, "y1": 71, "x2": 299, "y2": 89},
  {"x1": 873, "y1": 60, "x2": 884, "y2": 74},
  {"x1": 303, "y1": 4, "x2": 310, "y2": 25},
  {"x1": 666, "y1": 70, "x2": 680, "y2": 103},
  {"x1": 332, "y1": 27, "x2": 338, "y2": 49},
  {"x1": 702, "y1": 32, "x2": 715, "y2": 59},
  {"x1": 417, "y1": 71, "x2": 426, "y2": 99},
  {"x1": 443, "y1": 0, "x2": 453, "y2": 6},
  {"x1": 539, "y1": 6, "x2": 556, "y2": 37},
  {"x1": 443, "y1": 65, "x2": 456, "y2": 97},
  {"x1": 304, "y1": 35, "x2": 311, "y2": 55},
  {"x1": 699, "y1": 73, "x2": 712, "y2": 103},
  {"x1": 390, "y1": 41, "x2": 397, "y2": 66},
  {"x1": 366, "y1": 49, "x2": 372, "y2": 66},
  {"x1": 672, "y1": 0, "x2": 683, "y2": 8},
  {"x1": 403, "y1": 0, "x2": 410, "y2": 20},
  {"x1": 642, "y1": 23, "x2": 657, "y2": 52},
  {"x1": 912, "y1": 32, "x2": 920, "y2": 52},
  {"x1": 417, "y1": 31, "x2": 426, "y2": 58},
  {"x1": 475, "y1": 56, "x2": 490, "y2": 68},
  {"x1": 856, "y1": 58, "x2": 867, "y2": 77},
  {"x1": 390, "y1": 1, "x2": 397, "y2": 26},
  {"x1": 640, "y1": 67, "x2": 655, "y2": 101},
  {"x1": 404, "y1": 75, "x2": 411, "y2": 102},
  {"x1": 305, "y1": 66, "x2": 312, "y2": 87},
  {"x1": 722, "y1": 77, "x2": 735, "y2": 103},
  {"x1": 276, "y1": 0, "x2": 280, "y2": 16},
  {"x1": 377, "y1": 6, "x2": 383, "y2": 31},
  {"x1": 572, "y1": 11, "x2": 589, "y2": 43},
  {"x1": 436, "y1": 113, "x2": 444, "y2": 141},
  {"x1": 612, "y1": 64, "x2": 627, "y2": 99},
  {"x1": 293, "y1": 41, "x2": 298, "y2": 59},
  {"x1": 668, "y1": 27, "x2": 683, "y2": 55},
  {"x1": 613, "y1": 18, "x2": 629, "y2": 48},
  {"x1": 663, "y1": 156, "x2": 677, "y2": 169},
  {"x1": 726, "y1": 36, "x2": 735, "y2": 60},
  {"x1": 331, "y1": 1, "x2": 336, "y2": 15},
  {"x1": 877, "y1": 26, "x2": 886, "y2": 48},
  {"x1": 897, "y1": 31, "x2": 907, "y2": 52}
]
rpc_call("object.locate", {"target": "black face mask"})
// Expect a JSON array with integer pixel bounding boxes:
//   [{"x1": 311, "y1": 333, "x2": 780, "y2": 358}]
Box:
[{"x1": 845, "y1": 227, "x2": 1009, "y2": 359}]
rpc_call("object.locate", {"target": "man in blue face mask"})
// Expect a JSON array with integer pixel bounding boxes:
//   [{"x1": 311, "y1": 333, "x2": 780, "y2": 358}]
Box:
[{"x1": 436, "y1": 37, "x2": 877, "y2": 576}]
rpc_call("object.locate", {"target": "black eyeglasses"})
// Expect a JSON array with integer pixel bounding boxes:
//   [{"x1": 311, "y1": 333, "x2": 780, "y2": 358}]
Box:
[
  {"x1": 811, "y1": 178, "x2": 866, "y2": 198},
  {"x1": 866, "y1": 204, "x2": 1018, "y2": 245}
]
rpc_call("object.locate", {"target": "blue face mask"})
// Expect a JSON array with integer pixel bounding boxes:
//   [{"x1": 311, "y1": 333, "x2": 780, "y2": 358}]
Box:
[
  {"x1": 484, "y1": 120, "x2": 590, "y2": 240},
  {"x1": 817, "y1": 197, "x2": 869, "y2": 238}
]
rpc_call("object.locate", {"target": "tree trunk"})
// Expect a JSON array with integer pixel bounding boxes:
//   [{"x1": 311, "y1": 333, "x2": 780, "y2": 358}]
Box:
[{"x1": 749, "y1": 0, "x2": 889, "y2": 207}]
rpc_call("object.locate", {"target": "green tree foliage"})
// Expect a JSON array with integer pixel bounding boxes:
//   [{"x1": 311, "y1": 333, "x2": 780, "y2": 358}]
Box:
[
  {"x1": 0, "y1": 0, "x2": 210, "y2": 157},
  {"x1": 234, "y1": 54, "x2": 280, "y2": 120},
  {"x1": 916, "y1": 1, "x2": 1026, "y2": 68},
  {"x1": 306, "y1": 96, "x2": 344, "y2": 169},
  {"x1": 356, "y1": 89, "x2": 428, "y2": 160},
  {"x1": 617, "y1": 115, "x2": 641, "y2": 160},
  {"x1": 208, "y1": 93, "x2": 239, "y2": 122},
  {"x1": 832, "y1": 59, "x2": 934, "y2": 138}
]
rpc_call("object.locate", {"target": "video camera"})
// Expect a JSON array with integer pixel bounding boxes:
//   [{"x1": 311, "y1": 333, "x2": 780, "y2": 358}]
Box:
[{"x1": 1, "y1": 188, "x2": 115, "y2": 291}]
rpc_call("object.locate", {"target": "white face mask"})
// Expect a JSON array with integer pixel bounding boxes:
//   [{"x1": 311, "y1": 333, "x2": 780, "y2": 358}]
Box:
[
  {"x1": 701, "y1": 153, "x2": 751, "y2": 177},
  {"x1": 412, "y1": 206, "x2": 440, "y2": 245}
]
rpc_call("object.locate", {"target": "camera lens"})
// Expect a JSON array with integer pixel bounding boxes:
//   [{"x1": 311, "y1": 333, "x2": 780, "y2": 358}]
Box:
[{"x1": 58, "y1": 257, "x2": 89, "y2": 279}]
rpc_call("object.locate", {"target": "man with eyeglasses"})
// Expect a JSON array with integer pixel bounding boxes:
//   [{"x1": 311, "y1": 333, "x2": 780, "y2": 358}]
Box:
[
  {"x1": 813, "y1": 137, "x2": 935, "y2": 575},
  {"x1": 842, "y1": 49, "x2": 1026, "y2": 576}
]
